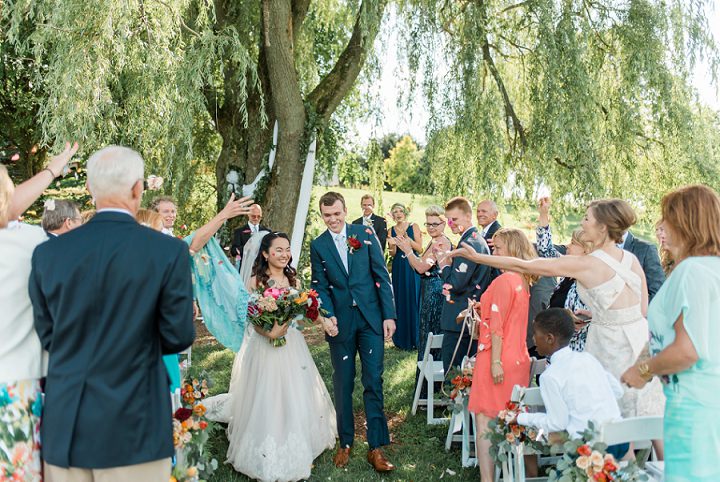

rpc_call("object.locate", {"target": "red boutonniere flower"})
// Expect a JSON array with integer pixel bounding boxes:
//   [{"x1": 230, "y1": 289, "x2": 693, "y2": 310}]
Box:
[{"x1": 347, "y1": 235, "x2": 362, "y2": 254}]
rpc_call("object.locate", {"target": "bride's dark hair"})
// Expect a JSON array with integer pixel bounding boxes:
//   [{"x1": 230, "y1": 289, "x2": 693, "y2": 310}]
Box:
[{"x1": 251, "y1": 232, "x2": 297, "y2": 289}]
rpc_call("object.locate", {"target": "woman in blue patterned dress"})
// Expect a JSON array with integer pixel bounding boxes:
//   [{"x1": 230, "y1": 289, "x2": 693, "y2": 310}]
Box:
[
  {"x1": 622, "y1": 185, "x2": 720, "y2": 481},
  {"x1": 387, "y1": 203, "x2": 423, "y2": 350},
  {"x1": 536, "y1": 197, "x2": 594, "y2": 351},
  {"x1": 395, "y1": 205, "x2": 452, "y2": 362}
]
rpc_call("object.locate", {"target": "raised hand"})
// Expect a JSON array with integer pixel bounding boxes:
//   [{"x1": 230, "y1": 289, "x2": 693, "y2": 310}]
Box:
[
  {"x1": 538, "y1": 196, "x2": 551, "y2": 227},
  {"x1": 47, "y1": 141, "x2": 80, "y2": 177},
  {"x1": 220, "y1": 193, "x2": 254, "y2": 221}
]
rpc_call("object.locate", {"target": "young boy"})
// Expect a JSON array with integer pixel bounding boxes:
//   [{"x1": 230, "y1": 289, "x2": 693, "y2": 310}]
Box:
[{"x1": 517, "y1": 308, "x2": 628, "y2": 458}]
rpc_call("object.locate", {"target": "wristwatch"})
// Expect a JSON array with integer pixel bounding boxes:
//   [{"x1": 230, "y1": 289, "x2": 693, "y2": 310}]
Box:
[{"x1": 637, "y1": 361, "x2": 653, "y2": 381}]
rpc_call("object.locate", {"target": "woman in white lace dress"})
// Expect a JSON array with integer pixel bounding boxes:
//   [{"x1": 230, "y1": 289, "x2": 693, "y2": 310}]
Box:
[
  {"x1": 212, "y1": 232, "x2": 337, "y2": 481},
  {"x1": 444, "y1": 198, "x2": 665, "y2": 423}
]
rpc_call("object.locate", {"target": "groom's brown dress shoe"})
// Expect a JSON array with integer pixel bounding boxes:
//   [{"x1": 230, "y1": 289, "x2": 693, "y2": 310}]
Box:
[
  {"x1": 334, "y1": 446, "x2": 351, "y2": 468},
  {"x1": 367, "y1": 448, "x2": 395, "y2": 472}
]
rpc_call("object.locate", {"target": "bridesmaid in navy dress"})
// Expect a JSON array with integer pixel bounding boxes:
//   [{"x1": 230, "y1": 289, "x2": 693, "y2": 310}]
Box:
[{"x1": 387, "y1": 203, "x2": 423, "y2": 350}]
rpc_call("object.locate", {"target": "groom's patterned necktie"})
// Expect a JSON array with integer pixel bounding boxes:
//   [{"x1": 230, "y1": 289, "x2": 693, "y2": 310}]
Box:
[{"x1": 334, "y1": 233, "x2": 349, "y2": 272}]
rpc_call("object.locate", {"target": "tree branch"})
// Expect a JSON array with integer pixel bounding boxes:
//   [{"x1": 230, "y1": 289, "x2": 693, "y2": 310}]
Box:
[
  {"x1": 291, "y1": 0, "x2": 311, "y2": 44},
  {"x1": 481, "y1": 40, "x2": 527, "y2": 148},
  {"x1": 306, "y1": 0, "x2": 388, "y2": 122}
]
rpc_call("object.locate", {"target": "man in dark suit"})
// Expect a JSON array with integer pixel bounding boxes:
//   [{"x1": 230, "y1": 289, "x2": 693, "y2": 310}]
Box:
[
  {"x1": 476, "y1": 199, "x2": 501, "y2": 251},
  {"x1": 310, "y1": 191, "x2": 396, "y2": 473},
  {"x1": 352, "y1": 193, "x2": 387, "y2": 251},
  {"x1": 29, "y1": 146, "x2": 195, "y2": 480},
  {"x1": 438, "y1": 197, "x2": 494, "y2": 372},
  {"x1": 41, "y1": 199, "x2": 81, "y2": 237},
  {"x1": 621, "y1": 231, "x2": 665, "y2": 300},
  {"x1": 230, "y1": 203, "x2": 270, "y2": 269}
]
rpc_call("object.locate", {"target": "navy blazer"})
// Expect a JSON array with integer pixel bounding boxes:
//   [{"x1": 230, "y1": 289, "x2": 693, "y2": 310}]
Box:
[
  {"x1": 624, "y1": 231, "x2": 665, "y2": 301},
  {"x1": 310, "y1": 223, "x2": 396, "y2": 343},
  {"x1": 352, "y1": 213, "x2": 388, "y2": 251},
  {"x1": 29, "y1": 211, "x2": 195, "y2": 468},
  {"x1": 439, "y1": 226, "x2": 493, "y2": 332}
]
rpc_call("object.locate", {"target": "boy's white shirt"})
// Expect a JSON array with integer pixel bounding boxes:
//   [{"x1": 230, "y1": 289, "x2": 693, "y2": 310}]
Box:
[{"x1": 517, "y1": 346, "x2": 623, "y2": 438}]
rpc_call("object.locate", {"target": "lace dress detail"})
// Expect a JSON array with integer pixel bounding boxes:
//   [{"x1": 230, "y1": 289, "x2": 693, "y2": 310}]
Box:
[{"x1": 577, "y1": 250, "x2": 665, "y2": 417}]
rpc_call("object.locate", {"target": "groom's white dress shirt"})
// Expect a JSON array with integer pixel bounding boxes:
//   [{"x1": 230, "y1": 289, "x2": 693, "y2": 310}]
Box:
[
  {"x1": 332, "y1": 225, "x2": 349, "y2": 272},
  {"x1": 517, "y1": 346, "x2": 623, "y2": 438}
]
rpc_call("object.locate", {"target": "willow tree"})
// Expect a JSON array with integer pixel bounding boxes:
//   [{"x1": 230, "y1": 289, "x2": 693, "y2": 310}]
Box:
[
  {"x1": 1, "y1": 0, "x2": 385, "y2": 233},
  {"x1": 403, "y1": 0, "x2": 720, "y2": 217}
]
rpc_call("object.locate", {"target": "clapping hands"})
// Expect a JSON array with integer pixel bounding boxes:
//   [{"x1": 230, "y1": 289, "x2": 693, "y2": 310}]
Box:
[{"x1": 392, "y1": 235, "x2": 413, "y2": 254}]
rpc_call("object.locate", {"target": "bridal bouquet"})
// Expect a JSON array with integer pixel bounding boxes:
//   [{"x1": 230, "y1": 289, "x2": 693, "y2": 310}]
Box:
[{"x1": 247, "y1": 287, "x2": 323, "y2": 347}]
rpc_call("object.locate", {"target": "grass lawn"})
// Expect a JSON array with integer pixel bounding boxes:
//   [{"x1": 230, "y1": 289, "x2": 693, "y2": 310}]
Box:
[{"x1": 191, "y1": 323, "x2": 475, "y2": 481}]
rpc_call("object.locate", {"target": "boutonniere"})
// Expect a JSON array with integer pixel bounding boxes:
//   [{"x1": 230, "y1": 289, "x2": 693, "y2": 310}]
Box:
[
  {"x1": 243, "y1": 229, "x2": 252, "y2": 233},
  {"x1": 347, "y1": 235, "x2": 362, "y2": 254}
]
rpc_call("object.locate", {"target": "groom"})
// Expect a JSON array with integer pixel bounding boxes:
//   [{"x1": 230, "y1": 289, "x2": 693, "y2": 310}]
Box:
[{"x1": 310, "y1": 191, "x2": 397, "y2": 472}]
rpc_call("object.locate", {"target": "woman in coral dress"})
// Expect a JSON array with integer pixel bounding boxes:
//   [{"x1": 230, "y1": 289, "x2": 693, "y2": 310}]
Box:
[{"x1": 468, "y1": 228, "x2": 535, "y2": 482}]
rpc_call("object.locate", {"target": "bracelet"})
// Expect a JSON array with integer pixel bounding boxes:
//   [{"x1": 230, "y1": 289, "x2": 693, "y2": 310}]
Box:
[
  {"x1": 637, "y1": 361, "x2": 653, "y2": 381},
  {"x1": 42, "y1": 168, "x2": 57, "y2": 179}
]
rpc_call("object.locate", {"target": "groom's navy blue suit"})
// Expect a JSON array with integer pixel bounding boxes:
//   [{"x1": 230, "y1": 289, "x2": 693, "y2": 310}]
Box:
[
  {"x1": 29, "y1": 211, "x2": 195, "y2": 469},
  {"x1": 310, "y1": 223, "x2": 396, "y2": 450}
]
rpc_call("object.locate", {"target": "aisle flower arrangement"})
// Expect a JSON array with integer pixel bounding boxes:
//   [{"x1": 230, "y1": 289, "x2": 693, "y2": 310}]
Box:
[
  {"x1": 547, "y1": 424, "x2": 648, "y2": 481},
  {"x1": 487, "y1": 399, "x2": 547, "y2": 465},
  {"x1": 171, "y1": 378, "x2": 218, "y2": 482},
  {"x1": 447, "y1": 358, "x2": 474, "y2": 414}
]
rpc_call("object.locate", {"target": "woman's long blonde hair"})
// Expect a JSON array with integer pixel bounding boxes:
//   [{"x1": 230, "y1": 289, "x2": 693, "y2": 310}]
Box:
[
  {"x1": 492, "y1": 227, "x2": 539, "y2": 285},
  {"x1": 136, "y1": 208, "x2": 163, "y2": 231},
  {"x1": 0, "y1": 166, "x2": 15, "y2": 228}
]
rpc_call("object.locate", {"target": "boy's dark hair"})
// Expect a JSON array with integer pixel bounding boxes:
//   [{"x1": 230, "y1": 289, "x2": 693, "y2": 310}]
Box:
[{"x1": 533, "y1": 308, "x2": 576, "y2": 345}]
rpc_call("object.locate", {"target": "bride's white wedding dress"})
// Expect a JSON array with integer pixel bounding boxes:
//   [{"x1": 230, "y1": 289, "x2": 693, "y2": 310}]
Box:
[{"x1": 206, "y1": 323, "x2": 337, "y2": 482}]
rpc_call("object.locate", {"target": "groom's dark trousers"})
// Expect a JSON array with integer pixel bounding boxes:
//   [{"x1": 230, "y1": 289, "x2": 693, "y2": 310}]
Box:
[{"x1": 311, "y1": 223, "x2": 396, "y2": 450}]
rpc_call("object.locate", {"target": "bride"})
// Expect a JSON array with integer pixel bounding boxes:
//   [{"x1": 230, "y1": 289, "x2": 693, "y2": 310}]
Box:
[{"x1": 203, "y1": 231, "x2": 337, "y2": 482}]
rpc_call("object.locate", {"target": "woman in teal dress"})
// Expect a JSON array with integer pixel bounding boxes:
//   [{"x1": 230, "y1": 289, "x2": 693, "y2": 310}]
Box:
[
  {"x1": 387, "y1": 203, "x2": 423, "y2": 350},
  {"x1": 622, "y1": 185, "x2": 720, "y2": 482}
]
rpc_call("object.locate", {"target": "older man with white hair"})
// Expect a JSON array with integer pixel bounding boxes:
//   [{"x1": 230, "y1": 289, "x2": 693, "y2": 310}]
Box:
[{"x1": 29, "y1": 145, "x2": 195, "y2": 481}]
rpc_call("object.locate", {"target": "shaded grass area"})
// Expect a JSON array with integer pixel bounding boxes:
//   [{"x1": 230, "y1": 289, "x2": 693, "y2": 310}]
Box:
[{"x1": 191, "y1": 324, "x2": 476, "y2": 481}]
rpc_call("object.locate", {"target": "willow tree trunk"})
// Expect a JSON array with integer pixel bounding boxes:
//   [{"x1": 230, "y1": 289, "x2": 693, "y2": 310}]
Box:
[{"x1": 213, "y1": 0, "x2": 387, "y2": 236}]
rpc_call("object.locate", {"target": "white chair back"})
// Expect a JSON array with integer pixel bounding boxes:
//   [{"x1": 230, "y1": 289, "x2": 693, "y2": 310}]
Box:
[
  {"x1": 510, "y1": 385, "x2": 544, "y2": 407},
  {"x1": 528, "y1": 357, "x2": 547, "y2": 385},
  {"x1": 598, "y1": 416, "x2": 664, "y2": 446}
]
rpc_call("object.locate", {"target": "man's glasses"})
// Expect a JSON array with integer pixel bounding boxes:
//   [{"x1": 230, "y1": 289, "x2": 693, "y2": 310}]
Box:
[{"x1": 424, "y1": 222, "x2": 444, "y2": 228}]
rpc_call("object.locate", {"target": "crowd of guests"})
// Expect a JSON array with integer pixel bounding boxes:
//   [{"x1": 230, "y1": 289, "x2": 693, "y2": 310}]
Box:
[
  {"x1": 363, "y1": 188, "x2": 716, "y2": 481},
  {"x1": 1, "y1": 141, "x2": 719, "y2": 481}
]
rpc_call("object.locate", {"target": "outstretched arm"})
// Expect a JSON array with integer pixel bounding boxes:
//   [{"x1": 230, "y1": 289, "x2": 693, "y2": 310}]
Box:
[
  {"x1": 444, "y1": 242, "x2": 590, "y2": 280},
  {"x1": 189, "y1": 194, "x2": 253, "y2": 253}
]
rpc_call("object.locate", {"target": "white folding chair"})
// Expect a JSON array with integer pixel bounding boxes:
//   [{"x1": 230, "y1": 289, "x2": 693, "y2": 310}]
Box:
[
  {"x1": 528, "y1": 357, "x2": 547, "y2": 386},
  {"x1": 411, "y1": 332, "x2": 448, "y2": 425},
  {"x1": 445, "y1": 405, "x2": 478, "y2": 468},
  {"x1": 502, "y1": 384, "x2": 558, "y2": 482},
  {"x1": 599, "y1": 416, "x2": 663, "y2": 477}
]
